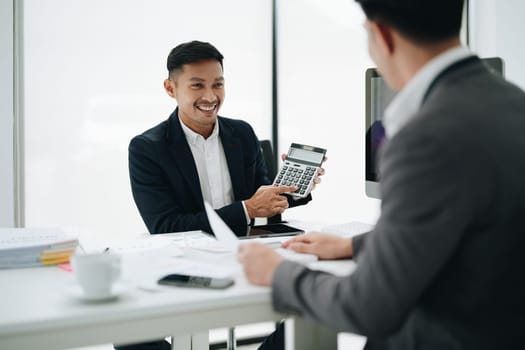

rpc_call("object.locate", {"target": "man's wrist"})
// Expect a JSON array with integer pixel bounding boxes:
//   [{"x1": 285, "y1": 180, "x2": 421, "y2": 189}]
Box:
[{"x1": 241, "y1": 201, "x2": 251, "y2": 224}]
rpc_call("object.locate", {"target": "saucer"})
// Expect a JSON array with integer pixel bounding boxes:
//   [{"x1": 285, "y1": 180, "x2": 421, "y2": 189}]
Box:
[{"x1": 66, "y1": 282, "x2": 128, "y2": 302}]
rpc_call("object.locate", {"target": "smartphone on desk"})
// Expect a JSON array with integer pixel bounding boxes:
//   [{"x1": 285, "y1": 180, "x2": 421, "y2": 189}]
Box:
[
  {"x1": 158, "y1": 273, "x2": 234, "y2": 289},
  {"x1": 273, "y1": 143, "x2": 327, "y2": 198}
]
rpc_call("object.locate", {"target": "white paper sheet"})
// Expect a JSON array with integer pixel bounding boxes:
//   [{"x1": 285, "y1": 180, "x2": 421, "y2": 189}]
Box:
[{"x1": 204, "y1": 201, "x2": 240, "y2": 251}]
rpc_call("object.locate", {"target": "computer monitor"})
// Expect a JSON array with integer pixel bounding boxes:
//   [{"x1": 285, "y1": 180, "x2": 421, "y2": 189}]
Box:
[{"x1": 365, "y1": 57, "x2": 504, "y2": 199}]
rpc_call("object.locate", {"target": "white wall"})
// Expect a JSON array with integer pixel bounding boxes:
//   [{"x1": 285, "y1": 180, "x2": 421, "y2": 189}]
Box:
[
  {"x1": 0, "y1": 0, "x2": 14, "y2": 227},
  {"x1": 470, "y1": 0, "x2": 525, "y2": 89}
]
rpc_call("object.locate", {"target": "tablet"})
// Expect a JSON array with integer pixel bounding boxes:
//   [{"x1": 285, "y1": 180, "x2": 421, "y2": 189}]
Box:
[{"x1": 241, "y1": 223, "x2": 304, "y2": 239}]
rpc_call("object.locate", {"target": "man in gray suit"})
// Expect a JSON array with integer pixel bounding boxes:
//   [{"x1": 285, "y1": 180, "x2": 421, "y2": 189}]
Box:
[{"x1": 238, "y1": 0, "x2": 525, "y2": 349}]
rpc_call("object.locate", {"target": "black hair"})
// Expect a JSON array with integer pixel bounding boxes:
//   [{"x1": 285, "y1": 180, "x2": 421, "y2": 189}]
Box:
[
  {"x1": 166, "y1": 40, "x2": 224, "y2": 77},
  {"x1": 355, "y1": 0, "x2": 464, "y2": 44}
]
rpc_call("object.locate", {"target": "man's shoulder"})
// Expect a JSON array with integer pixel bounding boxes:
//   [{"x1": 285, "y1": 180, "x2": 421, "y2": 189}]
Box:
[{"x1": 132, "y1": 118, "x2": 169, "y2": 145}]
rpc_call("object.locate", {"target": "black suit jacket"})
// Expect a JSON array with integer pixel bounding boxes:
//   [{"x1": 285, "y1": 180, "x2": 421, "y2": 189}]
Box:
[{"x1": 129, "y1": 109, "x2": 310, "y2": 236}]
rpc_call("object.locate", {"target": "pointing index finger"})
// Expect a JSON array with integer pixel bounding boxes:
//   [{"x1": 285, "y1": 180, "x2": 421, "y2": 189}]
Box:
[{"x1": 273, "y1": 185, "x2": 297, "y2": 194}]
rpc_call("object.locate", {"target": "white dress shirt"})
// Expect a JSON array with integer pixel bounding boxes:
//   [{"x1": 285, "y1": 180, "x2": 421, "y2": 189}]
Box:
[
  {"x1": 179, "y1": 118, "x2": 251, "y2": 225},
  {"x1": 383, "y1": 46, "x2": 472, "y2": 139},
  {"x1": 179, "y1": 118, "x2": 234, "y2": 210}
]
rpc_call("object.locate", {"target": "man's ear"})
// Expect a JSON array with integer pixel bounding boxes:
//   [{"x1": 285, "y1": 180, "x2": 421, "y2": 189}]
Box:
[
  {"x1": 372, "y1": 21, "x2": 395, "y2": 55},
  {"x1": 164, "y1": 78, "x2": 176, "y2": 98}
]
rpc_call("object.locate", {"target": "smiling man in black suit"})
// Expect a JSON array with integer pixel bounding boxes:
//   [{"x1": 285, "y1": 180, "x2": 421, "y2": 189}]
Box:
[
  {"x1": 129, "y1": 41, "x2": 316, "y2": 238},
  {"x1": 122, "y1": 40, "x2": 321, "y2": 350}
]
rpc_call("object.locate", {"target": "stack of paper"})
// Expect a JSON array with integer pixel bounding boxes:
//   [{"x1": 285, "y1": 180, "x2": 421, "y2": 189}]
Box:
[{"x1": 0, "y1": 228, "x2": 79, "y2": 269}]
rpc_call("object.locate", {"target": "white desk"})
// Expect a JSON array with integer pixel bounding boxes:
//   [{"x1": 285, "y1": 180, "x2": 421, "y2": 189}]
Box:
[{"x1": 0, "y1": 232, "x2": 352, "y2": 350}]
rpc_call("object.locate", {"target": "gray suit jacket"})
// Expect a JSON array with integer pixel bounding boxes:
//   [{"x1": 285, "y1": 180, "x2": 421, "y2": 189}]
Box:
[{"x1": 272, "y1": 57, "x2": 525, "y2": 349}]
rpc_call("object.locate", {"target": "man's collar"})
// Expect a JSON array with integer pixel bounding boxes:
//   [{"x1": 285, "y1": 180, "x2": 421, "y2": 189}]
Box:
[
  {"x1": 383, "y1": 46, "x2": 472, "y2": 138},
  {"x1": 178, "y1": 113, "x2": 220, "y2": 145}
]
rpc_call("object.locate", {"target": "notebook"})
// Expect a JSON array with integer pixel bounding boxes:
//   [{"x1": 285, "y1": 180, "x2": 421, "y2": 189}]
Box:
[{"x1": 203, "y1": 201, "x2": 317, "y2": 264}]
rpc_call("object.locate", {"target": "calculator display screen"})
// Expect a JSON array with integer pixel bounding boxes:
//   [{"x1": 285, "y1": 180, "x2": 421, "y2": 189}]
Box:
[{"x1": 288, "y1": 148, "x2": 324, "y2": 164}]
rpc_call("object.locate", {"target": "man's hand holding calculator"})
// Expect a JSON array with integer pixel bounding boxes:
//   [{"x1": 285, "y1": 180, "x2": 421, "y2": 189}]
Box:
[
  {"x1": 274, "y1": 143, "x2": 327, "y2": 198},
  {"x1": 280, "y1": 153, "x2": 326, "y2": 193}
]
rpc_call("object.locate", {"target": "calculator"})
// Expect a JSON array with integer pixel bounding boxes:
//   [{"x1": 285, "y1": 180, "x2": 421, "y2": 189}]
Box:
[{"x1": 273, "y1": 143, "x2": 327, "y2": 198}]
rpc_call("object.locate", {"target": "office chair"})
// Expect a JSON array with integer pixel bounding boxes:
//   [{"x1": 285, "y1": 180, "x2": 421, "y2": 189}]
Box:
[
  {"x1": 260, "y1": 139, "x2": 277, "y2": 179},
  {"x1": 259, "y1": 140, "x2": 282, "y2": 224}
]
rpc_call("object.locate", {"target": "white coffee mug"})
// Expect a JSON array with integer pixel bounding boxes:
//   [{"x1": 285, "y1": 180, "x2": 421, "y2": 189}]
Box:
[{"x1": 71, "y1": 253, "x2": 122, "y2": 299}]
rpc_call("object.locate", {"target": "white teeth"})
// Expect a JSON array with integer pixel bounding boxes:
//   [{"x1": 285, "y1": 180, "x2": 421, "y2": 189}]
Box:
[{"x1": 198, "y1": 104, "x2": 215, "y2": 111}]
